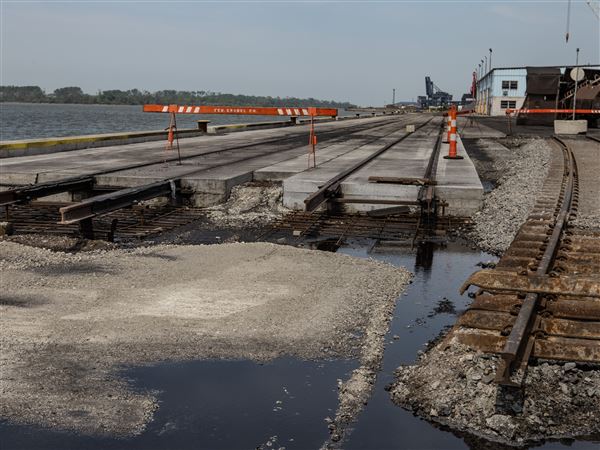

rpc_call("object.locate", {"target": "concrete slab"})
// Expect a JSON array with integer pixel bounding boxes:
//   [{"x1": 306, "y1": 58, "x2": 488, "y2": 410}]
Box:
[
  {"x1": 283, "y1": 118, "x2": 483, "y2": 217},
  {"x1": 554, "y1": 120, "x2": 588, "y2": 135},
  {"x1": 95, "y1": 143, "x2": 314, "y2": 206},
  {"x1": 282, "y1": 120, "x2": 430, "y2": 210},
  {"x1": 337, "y1": 124, "x2": 440, "y2": 212},
  {"x1": 0, "y1": 116, "x2": 395, "y2": 186},
  {"x1": 435, "y1": 136, "x2": 484, "y2": 216},
  {"x1": 255, "y1": 117, "x2": 411, "y2": 181}
]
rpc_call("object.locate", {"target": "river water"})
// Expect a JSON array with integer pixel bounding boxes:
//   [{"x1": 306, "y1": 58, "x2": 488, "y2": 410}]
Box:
[{"x1": 0, "y1": 103, "x2": 352, "y2": 141}]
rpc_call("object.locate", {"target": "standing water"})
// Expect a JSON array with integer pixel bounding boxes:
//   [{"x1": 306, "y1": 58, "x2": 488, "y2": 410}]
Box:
[{"x1": 0, "y1": 240, "x2": 597, "y2": 449}]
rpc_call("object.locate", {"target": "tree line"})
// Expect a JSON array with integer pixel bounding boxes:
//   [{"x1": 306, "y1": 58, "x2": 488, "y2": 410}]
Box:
[{"x1": 0, "y1": 86, "x2": 355, "y2": 108}]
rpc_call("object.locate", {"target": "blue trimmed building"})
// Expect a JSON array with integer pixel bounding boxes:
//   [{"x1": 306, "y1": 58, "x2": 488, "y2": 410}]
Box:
[{"x1": 475, "y1": 68, "x2": 527, "y2": 115}]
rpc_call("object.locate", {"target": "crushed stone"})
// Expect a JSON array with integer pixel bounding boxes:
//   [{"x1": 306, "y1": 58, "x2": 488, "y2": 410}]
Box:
[
  {"x1": 322, "y1": 273, "x2": 401, "y2": 448},
  {"x1": 204, "y1": 181, "x2": 290, "y2": 228},
  {"x1": 390, "y1": 341, "x2": 600, "y2": 446},
  {"x1": 465, "y1": 139, "x2": 552, "y2": 254}
]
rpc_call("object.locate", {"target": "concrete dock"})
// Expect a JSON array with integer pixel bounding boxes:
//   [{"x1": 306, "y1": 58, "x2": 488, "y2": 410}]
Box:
[
  {"x1": 1, "y1": 113, "x2": 484, "y2": 215},
  {"x1": 282, "y1": 117, "x2": 483, "y2": 215}
]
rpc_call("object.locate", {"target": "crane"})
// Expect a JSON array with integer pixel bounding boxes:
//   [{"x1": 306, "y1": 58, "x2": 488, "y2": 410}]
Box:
[{"x1": 566, "y1": 0, "x2": 600, "y2": 42}]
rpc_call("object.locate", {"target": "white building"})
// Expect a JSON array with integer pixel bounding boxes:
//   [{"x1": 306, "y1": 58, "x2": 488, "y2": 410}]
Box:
[
  {"x1": 475, "y1": 67, "x2": 527, "y2": 116},
  {"x1": 475, "y1": 65, "x2": 600, "y2": 116}
]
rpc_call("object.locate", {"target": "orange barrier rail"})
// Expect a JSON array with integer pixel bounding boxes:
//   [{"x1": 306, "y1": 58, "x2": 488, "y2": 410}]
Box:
[
  {"x1": 506, "y1": 108, "x2": 600, "y2": 115},
  {"x1": 143, "y1": 104, "x2": 338, "y2": 117},
  {"x1": 442, "y1": 109, "x2": 473, "y2": 117}
]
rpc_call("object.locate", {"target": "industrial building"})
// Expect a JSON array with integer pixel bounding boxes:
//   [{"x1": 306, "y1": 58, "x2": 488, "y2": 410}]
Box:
[
  {"x1": 418, "y1": 76, "x2": 452, "y2": 109},
  {"x1": 474, "y1": 68, "x2": 526, "y2": 115},
  {"x1": 474, "y1": 65, "x2": 600, "y2": 117}
]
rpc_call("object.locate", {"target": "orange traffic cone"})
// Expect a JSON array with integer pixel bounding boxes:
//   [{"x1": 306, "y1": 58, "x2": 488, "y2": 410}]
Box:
[{"x1": 444, "y1": 106, "x2": 463, "y2": 160}]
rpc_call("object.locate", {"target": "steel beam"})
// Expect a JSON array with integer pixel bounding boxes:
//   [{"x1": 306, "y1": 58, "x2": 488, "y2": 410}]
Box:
[
  {"x1": 59, "y1": 179, "x2": 180, "y2": 224},
  {"x1": 0, "y1": 176, "x2": 94, "y2": 207}
]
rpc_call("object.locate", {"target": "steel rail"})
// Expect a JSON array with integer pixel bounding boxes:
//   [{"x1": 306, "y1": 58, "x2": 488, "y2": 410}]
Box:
[
  {"x1": 59, "y1": 180, "x2": 180, "y2": 224},
  {"x1": 417, "y1": 120, "x2": 445, "y2": 208},
  {"x1": 0, "y1": 176, "x2": 94, "y2": 206},
  {"x1": 495, "y1": 136, "x2": 577, "y2": 385},
  {"x1": 40, "y1": 118, "x2": 414, "y2": 227},
  {"x1": 586, "y1": 135, "x2": 600, "y2": 144},
  {"x1": 1, "y1": 117, "x2": 404, "y2": 208},
  {"x1": 304, "y1": 117, "x2": 434, "y2": 212},
  {"x1": 56, "y1": 118, "x2": 417, "y2": 225}
]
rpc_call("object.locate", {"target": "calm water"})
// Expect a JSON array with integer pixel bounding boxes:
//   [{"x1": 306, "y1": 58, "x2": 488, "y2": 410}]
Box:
[
  {"x1": 0, "y1": 103, "x2": 353, "y2": 141},
  {"x1": 2, "y1": 240, "x2": 597, "y2": 449}
]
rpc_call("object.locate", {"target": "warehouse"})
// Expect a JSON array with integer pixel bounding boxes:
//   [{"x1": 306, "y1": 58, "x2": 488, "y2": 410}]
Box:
[
  {"x1": 474, "y1": 67, "x2": 527, "y2": 115},
  {"x1": 474, "y1": 64, "x2": 600, "y2": 116}
]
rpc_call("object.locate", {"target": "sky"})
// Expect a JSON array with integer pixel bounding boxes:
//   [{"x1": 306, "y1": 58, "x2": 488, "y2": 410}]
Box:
[{"x1": 1, "y1": 0, "x2": 598, "y2": 106}]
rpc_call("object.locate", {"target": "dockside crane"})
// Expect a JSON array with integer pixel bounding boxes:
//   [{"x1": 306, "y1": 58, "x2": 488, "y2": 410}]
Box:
[{"x1": 418, "y1": 76, "x2": 452, "y2": 108}]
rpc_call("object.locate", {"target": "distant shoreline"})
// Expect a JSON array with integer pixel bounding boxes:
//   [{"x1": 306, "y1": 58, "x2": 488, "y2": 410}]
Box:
[{"x1": 0, "y1": 86, "x2": 355, "y2": 109}]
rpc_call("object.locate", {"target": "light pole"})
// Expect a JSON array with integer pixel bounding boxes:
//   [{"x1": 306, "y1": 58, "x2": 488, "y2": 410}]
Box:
[
  {"x1": 481, "y1": 59, "x2": 485, "y2": 113},
  {"x1": 572, "y1": 47, "x2": 580, "y2": 120},
  {"x1": 477, "y1": 64, "x2": 482, "y2": 112},
  {"x1": 489, "y1": 48, "x2": 493, "y2": 72},
  {"x1": 484, "y1": 56, "x2": 488, "y2": 76}
]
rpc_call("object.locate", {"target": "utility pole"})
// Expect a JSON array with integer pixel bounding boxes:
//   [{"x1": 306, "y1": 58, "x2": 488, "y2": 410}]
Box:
[
  {"x1": 392, "y1": 88, "x2": 396, "y2": 106},
  {"x1": 573, "y1": 47, "x2": 580, "y2": 120}
]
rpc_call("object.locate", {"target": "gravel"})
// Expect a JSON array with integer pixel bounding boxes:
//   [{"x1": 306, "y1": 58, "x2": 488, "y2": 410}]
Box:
[
  {"x1": 390, "y1": 341, "x2": 600, "y2": 446},
  {"x1": 322, "y1": 279, "x2": 398, "y2": 448},
  {"x1": 569, "y1": 138, "x2": 600, "y2": 231},
  {"x1": 465, "y1": 139, "x2": 552, "y2": 254},
  {"x1": 3, "y1": 234, "x2": 117, "y2": 252},
  {"x1": 204, "y1": 181, "x2": 289, "y2": 228},
  {"x1": 0, "y1": 240, "x2": 411, "y2": 437}
]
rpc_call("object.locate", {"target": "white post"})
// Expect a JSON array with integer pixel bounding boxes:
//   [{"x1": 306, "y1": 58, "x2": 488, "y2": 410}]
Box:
[{"x1": 572, "y1": 48, "x2": 580, "y2": 120}]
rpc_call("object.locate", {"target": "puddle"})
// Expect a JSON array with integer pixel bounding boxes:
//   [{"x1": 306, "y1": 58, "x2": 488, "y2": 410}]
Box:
[
  {"x1": 339, "y1": 239, "x2": 598, "y2": 450},
  {"x1": 1, "y1": 239, "x2": 598, "y2": 449},
  {"x1": 0, "y1": 358, "x2": 356, "y2": 450}
]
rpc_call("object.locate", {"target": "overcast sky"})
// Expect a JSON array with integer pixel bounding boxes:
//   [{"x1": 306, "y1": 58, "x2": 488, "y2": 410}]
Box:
[{"x1": 1, "y1": 1, "x2": 598, "y2": 106}]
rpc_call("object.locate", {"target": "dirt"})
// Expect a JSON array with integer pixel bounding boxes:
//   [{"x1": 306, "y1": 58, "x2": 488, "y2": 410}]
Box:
[
  {"x1": 390, "y1": 341, "x2": 600, "y2": 446},
  {"x1": 3, "y1": 233, "x2": 117, "y2": 252},
  {"x1": 0, "y1": 240, "x2": 411, "y2": 437}
]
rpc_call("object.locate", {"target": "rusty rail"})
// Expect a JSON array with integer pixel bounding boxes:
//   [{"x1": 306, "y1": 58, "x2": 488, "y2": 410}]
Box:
[{"x1": 449, "y1": 135, "x2": 600, "y2": 386}]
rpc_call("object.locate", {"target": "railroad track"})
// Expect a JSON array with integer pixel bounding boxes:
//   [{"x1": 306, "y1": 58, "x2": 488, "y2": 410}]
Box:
[
  {"x1": 448, "y1": 135, "x2": 600, "y2": 386},
  {"x1": 1, "y1": 116, "x2": 418, "y2": 231},
  {"x1": 5, "y1": 202, "x2": 207, "y2": 241},
  {"x1": 264, "y1": 210, "x2": 471, "y2": 242}
]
